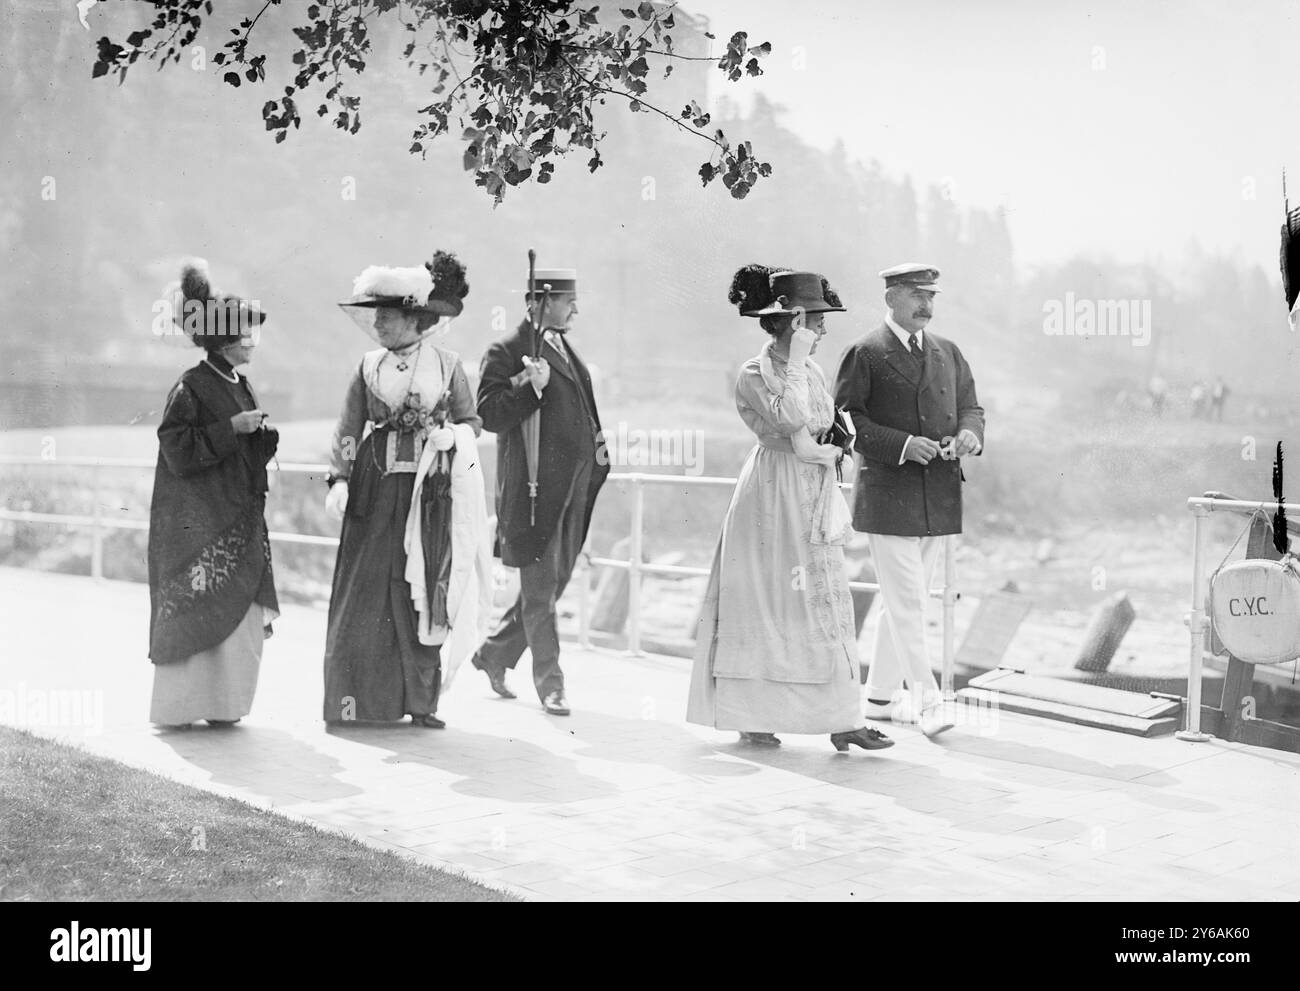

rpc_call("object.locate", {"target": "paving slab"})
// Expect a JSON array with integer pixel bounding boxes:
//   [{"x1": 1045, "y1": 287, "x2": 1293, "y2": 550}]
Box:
[{"x1": 1, "y1": 567, "x2": 1298, "y2": 901}]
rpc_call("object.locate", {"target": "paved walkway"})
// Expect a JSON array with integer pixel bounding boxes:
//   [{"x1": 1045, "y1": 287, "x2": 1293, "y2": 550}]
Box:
[{"x1": 1, "y1": 566, "x2": 1297, "y2": 901}]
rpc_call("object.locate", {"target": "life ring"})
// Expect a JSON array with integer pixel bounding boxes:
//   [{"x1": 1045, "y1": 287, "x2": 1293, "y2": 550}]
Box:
[{"x1": 1210, "y1": 558, "x2": 1300, "y2": 665}]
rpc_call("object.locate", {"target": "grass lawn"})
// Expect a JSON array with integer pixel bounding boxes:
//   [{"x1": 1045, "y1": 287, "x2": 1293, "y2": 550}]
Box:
[{"x1": 0, "y1": 726, "x2": 518, "y2": 902}]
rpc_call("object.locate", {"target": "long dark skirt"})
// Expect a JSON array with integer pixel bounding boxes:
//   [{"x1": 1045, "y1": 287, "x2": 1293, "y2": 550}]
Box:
[{"x1": 323, "y1": 430, "x2": 440, "y2": 723}]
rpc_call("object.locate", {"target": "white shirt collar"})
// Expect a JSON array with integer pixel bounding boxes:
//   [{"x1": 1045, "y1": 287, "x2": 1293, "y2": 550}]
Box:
[
  {"x1": 544, "y1": 329, "x2": 568, "y2": 356},
  {"x1": 885, "y1": 313, "x2": 922, "y2": 349}
]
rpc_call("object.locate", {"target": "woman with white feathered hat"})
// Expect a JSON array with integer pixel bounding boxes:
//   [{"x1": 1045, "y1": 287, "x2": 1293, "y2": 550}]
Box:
[{"x1": 322, "y1": 252, "x2": 490, "y2": 729}]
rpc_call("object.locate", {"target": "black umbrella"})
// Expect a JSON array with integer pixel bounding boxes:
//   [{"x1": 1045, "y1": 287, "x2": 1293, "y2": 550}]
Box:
[
  {"x1": 421, "y1": 445, "x2": 454, "y2": 628},
  {"x1": 523, "y1": 248, "x2": 553, "y2": 526}
]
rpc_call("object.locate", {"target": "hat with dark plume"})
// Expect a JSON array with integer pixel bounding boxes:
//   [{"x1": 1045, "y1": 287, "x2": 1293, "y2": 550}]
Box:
[
  {"x1": 731, "y1": 264, "x2": 846, "y2": 317},
  {"x1": 1279, "y1": 172, "x2": 1300, "y2": 325},
  {"x1": 426, "y1": 249, "x2": 470, "y2": 314},
  {"x1": 173, "y1": 258, "x2": 267, "y2": 351},
  {"x1": 339, "y1": 251, "x2": 469, "y2": 338},
  {"x1": 728, "y1": 263, "x2": 787, "y2": 317},
  {"x1": 820, "y1": 276, "x2": 844, "y2": 311}
]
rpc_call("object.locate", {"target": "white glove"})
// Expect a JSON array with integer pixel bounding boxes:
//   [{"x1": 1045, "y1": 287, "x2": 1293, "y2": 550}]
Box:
[
  {"x1": 520, "y1": 355, "x2": 550, "y2": 391},
  {"x1": 792, "y1": 429, "x2": 839, "y2": 465},
  {"x1": 326, "y1": 481, "x2": 349, "y2": 519},
  {"x1": 814, "y1": 442, "x2": 843, "y2": 466},
  {"x1": 428, "y1": 426, "x2": 455, "y2": 452},
  {"x1": 787, "y1": 326, "x2": 817, "y2": 369}
]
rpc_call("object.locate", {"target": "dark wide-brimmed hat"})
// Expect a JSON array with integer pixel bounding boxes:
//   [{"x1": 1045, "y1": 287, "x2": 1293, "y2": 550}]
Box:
[
  {"x1": 338, "y1": 251, "x2": 469, "y2": 337},
  {"x1": 172, "y1": 259, "x2": 267, "y2": 351},
  {"x1": 739, "y1": 270, "x2": 846, "y2": 317}
]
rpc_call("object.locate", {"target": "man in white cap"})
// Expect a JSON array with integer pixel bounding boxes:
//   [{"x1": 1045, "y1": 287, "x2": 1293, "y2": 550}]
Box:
[
  {"x1": 833, "y1": 263, "x2": 985, "y2": 737},
  {"x1": 471, "y1": 267, "x2": 608, "y2": 716}
]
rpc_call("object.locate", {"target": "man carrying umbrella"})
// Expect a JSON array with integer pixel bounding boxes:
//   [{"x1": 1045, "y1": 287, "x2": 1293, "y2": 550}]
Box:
[{"x1": 471, "y1": 265, "x2": 608, "y2": 715}]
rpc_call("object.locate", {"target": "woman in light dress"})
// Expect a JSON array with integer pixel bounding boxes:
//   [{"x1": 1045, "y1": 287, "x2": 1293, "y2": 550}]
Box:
[{"x1": 688, "y1": 266, "x2": 892, "y2": 754}]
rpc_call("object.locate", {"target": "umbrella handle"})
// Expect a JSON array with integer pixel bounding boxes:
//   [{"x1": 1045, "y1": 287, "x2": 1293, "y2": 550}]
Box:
[
  {"x1": 528, "y1": 248, "x2": 541, "y2": 356},
  {"x1": 532, "y1": 284, "x2": 553, "y2": 359}
]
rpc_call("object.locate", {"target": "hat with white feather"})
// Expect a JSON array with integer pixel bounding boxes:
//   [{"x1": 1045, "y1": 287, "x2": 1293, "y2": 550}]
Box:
[{"x1": 338, "y1": 250, "x2": 469, "y2": 336}]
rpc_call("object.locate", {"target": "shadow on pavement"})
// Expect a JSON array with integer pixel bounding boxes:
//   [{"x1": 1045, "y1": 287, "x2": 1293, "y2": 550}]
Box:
[
  {"x1": 328, "y1": 723, "x2": 622, "y2": 804},
  {"x1": 155, "y1": 724, "x2": 365, "y2": 802}
]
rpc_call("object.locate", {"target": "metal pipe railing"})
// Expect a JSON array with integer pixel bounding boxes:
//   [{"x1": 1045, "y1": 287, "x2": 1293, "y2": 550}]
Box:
[
  {"x1": 0, "y1": 457, "x2": 957, "y2": 680},
  {"x1": 1178, "y1": 500, "x2": 1214, "y2": 741},
  {"x1": 627, "y1": 477, "x2": 646, "y2": 656}
]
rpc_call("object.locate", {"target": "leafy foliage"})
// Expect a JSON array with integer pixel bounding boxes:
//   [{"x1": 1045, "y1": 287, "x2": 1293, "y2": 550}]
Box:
[{"x1": 90, "y1": 0, "x2": 774, "y2": 203}]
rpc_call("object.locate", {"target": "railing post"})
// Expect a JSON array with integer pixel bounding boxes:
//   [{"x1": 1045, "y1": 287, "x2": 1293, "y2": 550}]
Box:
[
  {"x1": 577, "y1": 550, "x2": 592, "y2": 650},
  {"x1": 90, "y1": 464, "x2": 103, "y2": 581},
  {"x1": 627, "y1": 474, "x2": 644, "y2": 656},
  {"x1": 941, "y1": 534, "x2": 956, "y2": 699},
  {"x1": 1177, "y1": 502, "x2": 1213, "y2": 741}
]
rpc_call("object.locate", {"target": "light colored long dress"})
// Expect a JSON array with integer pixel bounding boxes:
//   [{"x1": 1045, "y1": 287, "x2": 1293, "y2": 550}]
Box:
[
  {"x1": 687, "y1": 342, "x2": 861, "y2": 734},
  {"x1": 150, "y1": 603, "x2": 266, "y2": 724}
]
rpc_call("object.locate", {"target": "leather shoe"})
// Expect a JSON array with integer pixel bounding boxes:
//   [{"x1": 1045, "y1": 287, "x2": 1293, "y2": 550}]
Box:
[
  {"x1": 830, "y1": 726, "x2": 895, "y2": 752},
  {"x1": 919, "y1": 704, "x2": 955, "y2": 739},
  {"x1": 410, "y1": 713, "x2": 446, "y2": 729},
  {"x1": 542, "y1": 691, "x2": 570, "y2": 716},
  {"x1": 485, "y1": 666, "x2": 516, "y2": 699},
  {"x1": 738, "y1": 731, "x2": 781, "y2": 746}
]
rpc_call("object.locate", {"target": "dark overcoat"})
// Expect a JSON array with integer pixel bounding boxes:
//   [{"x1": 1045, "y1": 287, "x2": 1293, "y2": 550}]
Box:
[
  {"x1": 147, "y1": 360, "x2": 279, "y2": 663},
  {"x1": 477, "y1": 320, "x2": 609, "y2": 567},
  {"x1": 833, "y1": 324, "x2": 984, "y2": 537}
]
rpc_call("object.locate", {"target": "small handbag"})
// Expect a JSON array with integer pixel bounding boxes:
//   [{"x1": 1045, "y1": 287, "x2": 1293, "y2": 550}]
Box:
[
  {"x1": 817, "y1": 406, "x2": 855, "y2": 450},
  {"x1": 816, "y1": 406, "x2": 856, "y2": 481}
]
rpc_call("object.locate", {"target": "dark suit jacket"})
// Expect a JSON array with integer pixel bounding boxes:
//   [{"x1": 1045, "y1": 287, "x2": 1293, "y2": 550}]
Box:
[
  {"x1": 477, "y1": 320, "x2": 609, "y2": 567},
  {"x1": 833, "y1": 323, "x2": 984, "y2": 537}
]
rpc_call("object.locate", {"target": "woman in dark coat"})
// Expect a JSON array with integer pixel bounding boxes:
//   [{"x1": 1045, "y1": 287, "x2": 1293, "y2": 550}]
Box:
[
  {"x1": 322, "y1": 252, "x2": 479, "y2": 728},
  {"x1": 148, "y1": 259, "x2": 279, "y2": 727}
]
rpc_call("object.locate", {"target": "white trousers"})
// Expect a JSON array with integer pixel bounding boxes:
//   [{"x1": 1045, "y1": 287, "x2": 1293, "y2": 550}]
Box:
[{"x1": 865, "y1": 532, "x2": 944, "y2": 705}]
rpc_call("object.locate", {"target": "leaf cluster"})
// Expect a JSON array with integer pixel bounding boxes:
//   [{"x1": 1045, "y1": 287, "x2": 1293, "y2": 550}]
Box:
[{"x1": 90, "y1": 0, "x2": 775, "y2": 204}]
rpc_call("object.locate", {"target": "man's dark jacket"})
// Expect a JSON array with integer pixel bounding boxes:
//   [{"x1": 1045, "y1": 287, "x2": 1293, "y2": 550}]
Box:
[
  {"x1": 477, "y1": 320, "x2": 608, "y2": 567},
  {"x1": 833, "y1": 323, "x2": 984, "y2": 537}
]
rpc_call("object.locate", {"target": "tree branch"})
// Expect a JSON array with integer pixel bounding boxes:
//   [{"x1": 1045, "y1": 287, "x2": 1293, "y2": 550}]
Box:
[{"x1": 554, "y1": 46, "x2": 725, "y2": 157}]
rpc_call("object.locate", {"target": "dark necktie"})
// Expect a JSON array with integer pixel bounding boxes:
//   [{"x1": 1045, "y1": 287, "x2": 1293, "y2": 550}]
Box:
[{"x1": 907, "y1": 333, "x2": 920, "y2": 359}]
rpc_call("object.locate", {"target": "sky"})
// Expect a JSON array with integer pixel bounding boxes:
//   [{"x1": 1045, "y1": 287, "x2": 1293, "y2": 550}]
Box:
[{"x1": 692, "y1": 0, "x2": 1300, "y2": 273}]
